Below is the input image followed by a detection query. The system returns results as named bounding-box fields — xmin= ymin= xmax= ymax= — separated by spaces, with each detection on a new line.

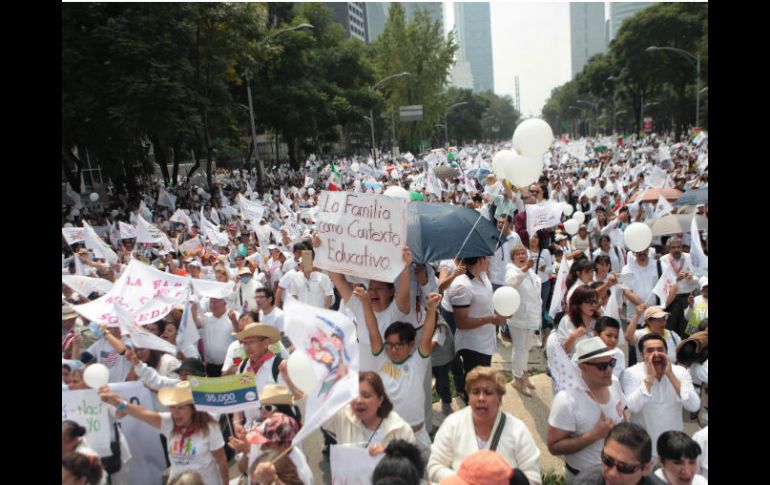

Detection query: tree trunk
xmin=62 ymin=147 xmax=82 ymax=192
xmin=171 ymin=142 xmax=181 ymax=187
xmin=288 ymin=138 xmax=298 ymax=170
xmin=151 ymin=134 xmax=171 ymax=187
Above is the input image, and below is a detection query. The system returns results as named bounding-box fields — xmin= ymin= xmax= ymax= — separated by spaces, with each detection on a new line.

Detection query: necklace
xmin=365 ymin=418 xmax=383 ymax=447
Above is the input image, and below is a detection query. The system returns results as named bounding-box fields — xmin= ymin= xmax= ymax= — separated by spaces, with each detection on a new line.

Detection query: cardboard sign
xmin=314 ymin=191 xmax=407 ymax=283
xmin=525 ymin=201 xmax=563 ymax=235
xmin=62 ymin=227 xmax=85 ymax=245
xmin=62 ymin=389 xmax=111 ymax=456
xmin=330 ymin=444 xmax=384 ymax=485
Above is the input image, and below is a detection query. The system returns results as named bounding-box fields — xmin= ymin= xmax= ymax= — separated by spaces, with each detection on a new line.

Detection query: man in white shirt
xmin=659 ymin=237 xmax=696 ymax=337
xmin=548 ymin=337 xmax=627 ymax=482
xmin=235 ymin=266 xmax=264 ymax=312
xmin=192 ymin=296 xmax=238 ymax=377
xmin=621 ymin=334 xmax=700 ymax=457
xmin=281 ymin=250 xmax=334 ymax=309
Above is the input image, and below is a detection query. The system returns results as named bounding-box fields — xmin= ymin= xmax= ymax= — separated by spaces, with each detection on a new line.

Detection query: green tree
xmin=444 ymin=87 xmax=485 ymax=145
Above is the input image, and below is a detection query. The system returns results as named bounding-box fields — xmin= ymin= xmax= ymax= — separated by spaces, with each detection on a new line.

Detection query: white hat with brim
xmin=259 ymin=384 xmax=294 ymax=406
xmin=575 ymin=337 xmax=616 ymax=364
xmin=62 ymin=306 xmax=78 ymax=321
xmin=232 ymin=323 xmax=280 ymax=344
xmin=158 ymin=381 xmax=194 ymax=407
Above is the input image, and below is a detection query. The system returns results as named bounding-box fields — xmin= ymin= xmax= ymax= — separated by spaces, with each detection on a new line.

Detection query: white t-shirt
xmin=221 ymin=340 xmax=246 ymax=374
xmin=447 ymin=273 xmax=496 ymax=356
xmin=621 ymin=260 xmax=660 ymax=320
xmin=200 ymin=312 xmax=235 ymax=365
xmin=548 ymin=378 xmax=627 ymax=473
xmin=438 ymin=259 xmax=456 ymax=313
xmin=692 ymin=426 xmax=708 ymax=480
xmin=159 ymin=414 xmax=225 ymax=485
xmin=530 ymin=248 xmax=553 ymax=283
xmin=556 ymin=314 xmax=596 ymax=358
xmin=374 ymin=349 xmax=430 ymax=426
xmin=655 ymin=468 xmax=708 ymax=484
xmin=259 ymin=307 xmax=285 ymax=333
xmin=346 ymin=297 xmax=409 ymax=373
xmin=87 ymin=339 xmax=133 ymax=383
xmin=283 ymin=271 xmax=334 ymax=308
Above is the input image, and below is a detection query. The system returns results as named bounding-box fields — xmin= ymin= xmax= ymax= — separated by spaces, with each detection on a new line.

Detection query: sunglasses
xmin=583 ymin=358 xmax=617 ymax=371
xmin=601 ymin=450 xmax=642 ymax=474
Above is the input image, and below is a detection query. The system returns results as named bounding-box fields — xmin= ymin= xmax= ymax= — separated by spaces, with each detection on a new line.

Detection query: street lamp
xmin=246 ymin=23 xmax=314 ymax=187
xmin=646 ymin=45 xmax=701 ymax=128
xmin=444 ymin=101 xmax=468 ymax=147
xmin=368 ymin=72 xmax=411 ymax=163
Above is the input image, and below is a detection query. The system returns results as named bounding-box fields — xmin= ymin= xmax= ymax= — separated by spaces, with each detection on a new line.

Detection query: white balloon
xmin=562 ymin=203 xmax=574 ymax=217
xmin=624 ymin=222 xmax=653 ymax=252
xmin=83 ymin=363 xmax=110 ymax=389
xmin=390 ymin=170 xmax=401 ymax=180
xmin=572 ymin=211 xmax=585 ymax=224
xmin=585 ymin=187 xmax=597 ymax=199
xmin=307 ymin=188 xmax=316 ymax=196
xmin=383 ymin=185 xmax=410 ymax=201
xmin=492 ymin=286 xmax=521 ymax=317
xmin=512 ymin=118 xmax=554 ymax=157
xmin=491 ymin=149 xmax=517 ymax=180
xmin=90 ymin=193 xmax=99 ymax=202
xmin=351 ymin=162 xmax=360 ymax=173
xmin=504 ymin=154 xmax=544 ymax=188
xmin=564 ymin=219 xmax=579 ymax=235
xmin=286 ymin=351 xmax=319 ymax=395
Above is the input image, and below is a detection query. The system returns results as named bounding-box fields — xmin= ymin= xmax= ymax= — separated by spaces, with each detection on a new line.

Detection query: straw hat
xmin=158 ymin=381 xmax=194 ymax=407
xmin=259 ymin=384 xmax=294 ymax=406
xmin=232 ymin=323 xmax=280 ymax=344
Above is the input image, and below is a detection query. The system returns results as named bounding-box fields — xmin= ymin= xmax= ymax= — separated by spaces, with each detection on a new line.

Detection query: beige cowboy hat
xmin=158 ymin=381 xmax=194 ymax=407
xmin=232 ymin=323 xmax=280 ymax=344
xmin=259 ymin=384 xmax=294 ymax=406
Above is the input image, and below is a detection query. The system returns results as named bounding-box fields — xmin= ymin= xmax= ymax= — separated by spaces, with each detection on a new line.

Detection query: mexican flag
xmin=327 ymin=163 xmax=342 ymax=191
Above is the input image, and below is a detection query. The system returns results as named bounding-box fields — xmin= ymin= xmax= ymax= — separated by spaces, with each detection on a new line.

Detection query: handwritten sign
xmin=330 ymin=444 xmax=384 ymax=485
xmin=189 ymin=373 xmax=259 ymax=414
xmin=525 ymin=201 xmax=564 ymax=236
xmin=62 ymin=227 xmax=85 ymax=245
xmin=62 ymin=389 xmax=111 ymax=456
xmin=315 ymin=191 xmax=407 ymax=282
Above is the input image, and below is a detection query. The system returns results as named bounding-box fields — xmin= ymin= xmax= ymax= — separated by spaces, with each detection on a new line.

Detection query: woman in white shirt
xmin=505 ymin=244 xmax=542 ymax=397
xmin=556 ymin=285 xmax=601 ymax=357
xmin=529 ymin=233 xmax=553 ymax=321
xmin=592 ymin=234 xmax=624 ymax=274
xmin=447 ymin=256 xmax=507 ymax=385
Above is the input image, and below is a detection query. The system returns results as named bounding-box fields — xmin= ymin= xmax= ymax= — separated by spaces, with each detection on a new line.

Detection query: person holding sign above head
xmin=355 ymin=286 xmax=440 ymax=453
xmin=99 ymin=380 xmax=230 ymax=485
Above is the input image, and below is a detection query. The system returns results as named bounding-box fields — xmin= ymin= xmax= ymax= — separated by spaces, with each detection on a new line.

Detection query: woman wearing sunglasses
xmin=558 ymin=286 xmax=603 ymax=357
xmin=548 ymin=337 xmax=627 ymax=484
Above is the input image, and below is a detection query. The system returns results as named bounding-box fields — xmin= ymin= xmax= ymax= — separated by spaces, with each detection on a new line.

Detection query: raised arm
xmin=395 ymin=246 xmax=413 ymax=315
xmin=418 ymin=293 xmax=441 ymax=357
xmin=99 ymin=385 xmax=161 ymax=430
xmin=354 ymin=286 xmax=383 ymax=354
xmin=625 ymin=304 xmax=646 ymax=345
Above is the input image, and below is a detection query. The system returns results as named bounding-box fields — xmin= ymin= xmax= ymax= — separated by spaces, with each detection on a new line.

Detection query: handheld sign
xmin=314 ymin=191 xmax=407 ymax=283
xmin=189 ymin=373 xmax=259 ymax=414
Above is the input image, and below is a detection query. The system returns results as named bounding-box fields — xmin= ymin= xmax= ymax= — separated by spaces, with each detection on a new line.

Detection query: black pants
xmin=665 ymin=293 xmax=690 ymax=337
xmin=457 ymin=349 xmax=492 ymax=376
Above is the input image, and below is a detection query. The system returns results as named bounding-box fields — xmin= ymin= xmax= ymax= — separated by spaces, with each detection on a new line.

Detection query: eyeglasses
xmin=583 ymin=358 xmax=617 ymax=371
xmin=384 ymin=342 xmax=406 ymax=351
xmin=601 ymin=450 xmax=642 ymax=474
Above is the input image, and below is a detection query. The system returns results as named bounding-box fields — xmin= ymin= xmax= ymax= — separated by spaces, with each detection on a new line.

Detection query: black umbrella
xmin=673 ymin=187 xmax=708 ymax=206
xmin=407 ymin=202 xmax=503 ymax=264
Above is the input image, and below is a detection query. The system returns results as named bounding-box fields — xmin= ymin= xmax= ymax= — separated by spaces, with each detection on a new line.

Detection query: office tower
xmin=324 ymin=2 xmax=368 ymax=42
xmin=454 ymin=2 xmax=494 ymax=93
xmin=366 ymin=2 xmax=444 ymax=43
xmin=403 ymin=2 xmax=444 ymax=35
xmin=609 ymin=2 xmax=657 ymax=41
xmin=570 ymin=2 xmax=608 ymax=78
xmin=449 ymin=61 xmax=474 ymax=90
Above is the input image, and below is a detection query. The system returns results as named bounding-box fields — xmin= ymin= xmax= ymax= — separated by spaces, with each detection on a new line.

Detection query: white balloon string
xmin=454 ymin=211 xmax=485 ymax=261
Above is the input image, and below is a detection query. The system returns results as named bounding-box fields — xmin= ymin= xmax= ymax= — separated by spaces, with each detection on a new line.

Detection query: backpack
xmin=238 ymin=353 xmax=283 ymax=382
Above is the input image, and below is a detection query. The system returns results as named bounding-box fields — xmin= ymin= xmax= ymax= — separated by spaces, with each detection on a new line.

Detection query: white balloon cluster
xmin=623 ymin=223 xmax=653 ymax=252
xmin=490 ymin=119 xmax=554 ymax=188
xmin=383 ymin=185 xmax=410 ymax=201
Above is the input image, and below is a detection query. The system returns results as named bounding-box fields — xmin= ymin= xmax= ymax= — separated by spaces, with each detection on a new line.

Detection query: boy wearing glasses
xmin=547 ymin=337 xmax=627 ymax=484
xmin=574 ymin=422 xmax=665 ymax=485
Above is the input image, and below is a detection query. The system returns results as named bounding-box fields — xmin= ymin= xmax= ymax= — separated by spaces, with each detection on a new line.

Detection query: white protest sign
xmin=62 ymin=275 xmax=114 ymax=296
xmin=330 ymin=444 xmax=384 ymax=485
xmin=61 ymin=389 xmax=111 ymax=456
xmin=192 ymin=278 xmax=235 ymax=300
xmin=238 ymin=194 xmax=266 ymax=224
xmin=200 ymin=208 xmax=229 ymax=247
xmin=315 ymin=191 xmax=407 ymax=283
xmin=62 ymin=227 xmax=85 ymax=245
xmin=157 ymin=187 xmax=177 ymax=211
xmin=653 ymin=195 xmax=673 ymax=219
xmin=71 ymin=259 xmax=189 ymax=326
xmin=135 ymin=214 xmax=174 ymax=252
xmin=526 ymin=201 xmax=564 ymax=236
xmin=647 ymin=166 xmax=667 ymax=188
xmin=83 ymin=220 xmax=119 ymax=264
xmin=689 ymin=216 xmax=708 ymax=277
xmin=170 ymin=209 xmax=194 ymax=230
xmin=116 ymin=304 xmax=178 ymax=354
xmin=549 ymin=258 xmax=571 ymax=318
xmin=109 ymin=381 xmax=166 ymax=485
xmin=284 ymin=299 xmax=359 ymax=446
xmin=652 ymin=263 xmax=678 ymax=305
xmin=119 ymin=221 xmax=137 ymax=240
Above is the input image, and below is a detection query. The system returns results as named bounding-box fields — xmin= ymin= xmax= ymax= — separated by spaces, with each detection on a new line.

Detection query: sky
xmin=444 ymin=1 xmax=574 ymax=117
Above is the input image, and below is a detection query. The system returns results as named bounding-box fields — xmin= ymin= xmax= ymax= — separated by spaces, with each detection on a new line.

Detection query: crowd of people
xmin=62 ymin=131 xmax=708 ymax=485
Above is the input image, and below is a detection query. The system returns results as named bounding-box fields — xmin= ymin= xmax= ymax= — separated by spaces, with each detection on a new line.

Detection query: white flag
xmin=62 ymin=227 xmax=85 ymax=246
xmin=170 ymin=209 xmax=193 ymax=230
xmin=139 ymin=200 xmax=153 ymax=220
xmin=549 ymin=258 xmax=571 ymax=318
xmin=115 ymin=304 xmax=178 ymax=355
xmin=176 ymin=290 xmax=201 ymax=359
xmin=689 ymin=216 xmax=708 ymax=277
xmin=238 ymin=194 xmax=265 ymax=224
xmin=157 ymin=187 xmax=177 ymax=211
xmin=199 ymin=208 xmax=229 ymax=247
xmin=118 ymin=221 xmax=137 ymax=240
xmin=210 ymin=207 xmax=220 ymax=225
xmin=82 ymin=220 xmax=118 ymax=264
xmin=653 ymin=195 xmax=673 ymax=219
xmin=652 ymin=264 xmax=678 ymax=306
xmin=62 ymin=275 xmax=114 ymax=296
xmin=135 ymin=215 xmax=174 ymax=252
xmin=191 ymin=278 xmax=235 ymax=300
